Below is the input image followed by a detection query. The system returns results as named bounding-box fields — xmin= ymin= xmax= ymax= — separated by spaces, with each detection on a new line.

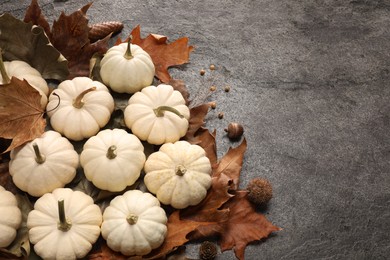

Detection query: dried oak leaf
xmin=0 ymin=158 xmax=19 ymax=194
xmin=214 ymin=138 xmax=247 ymax=191
xmin=0 ymin=13 xmax=68 ymax=81
xmin=181 ymin=139 xmax=247 ymax=239
xmin=24 ymin=1 xmax=110 ymax=79
xmin=88 ymin=241 xmax=127 ymax=260
xmin=219 ymin=191 xmax=281 ymax=260
xmin=185 ymin=127 xmax=217 ymax=167
xmin=0 ymin=77 xmax=46 ymax=153
xmin=123 ymin=25 xmax=194 ymax=83
xmin=140 ymin=211 xmax=214 ymax=259
xmin=184 ymin=104 xmax=210 ymax=142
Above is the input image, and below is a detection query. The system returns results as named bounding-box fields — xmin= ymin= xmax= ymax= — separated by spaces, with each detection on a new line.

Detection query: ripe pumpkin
xmin=101 ymin=190 xmax=167 ymax=256
xmin=144 ymin=141 xmax=212 ymax=209
xmin=100 ymin=40 xmax=155 ymax=94
xmin=0 ymin=186 xmax=22 ymax=248
xmin=124 ymin=84 xmax=190 ymax=145
xmin=46 ymin=77 xmax=115 ymax=141
xmin=27 ymin=188 xmax=102 ymax=260
xmin=80 ymin=128 xmax=146 ymax=192
xmin=0 ymin=58 xmax=49 ymax=108
xmin=9 ymin=131 xmax=79 ymax=197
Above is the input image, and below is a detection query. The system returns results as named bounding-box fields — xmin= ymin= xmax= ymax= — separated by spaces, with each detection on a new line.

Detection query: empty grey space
xmin=1 ymin=0 xmax=389 ymax=259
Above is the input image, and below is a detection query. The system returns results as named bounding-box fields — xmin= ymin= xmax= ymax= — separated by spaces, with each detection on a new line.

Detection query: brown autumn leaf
xmin=141 ymin=211 xmax=214 ymax=259
xmin=23 ymin=0 xmax=51 ymax=38
xmin=219 ymin=191 xmax=281 ymax=260
xmin=214 ymin=138 xmax=247 ymax=191
xmin=185 ymin=127 xmax=217 ymax=167
xmin=184 ymin=104 xmax=210 ymax=142
xmin=0 ymin=13 xmax=69 ymax=81
xmin=0 ymin=77 xmax=46 ymax=153
xmin=88 ymin=241 xmax=128 ymax=260
xmin=24 ymin=1 xmax=110 ymax=79
xmin=129 ymin=25 xmax=194 ymax=83
xmin=0 ymin=158 xmax=19 ymax=194
xmin=181 ymin=138 xmax=247 ymax=239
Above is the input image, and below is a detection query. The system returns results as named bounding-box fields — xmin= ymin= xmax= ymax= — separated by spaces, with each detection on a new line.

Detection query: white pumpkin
xmin=144 ymin=141 xmax=212 ymax=209
xmin=0 ymin=59 xmax=49 ymax=108
xmin=27 ymin=188 xmax=102 ymax=260
xmin=9 ymin=130 xmax=79 ymax=197
xmin=124 ymin=84 xmax=190 ymax=145
xmin=101 ymin=190 xmax=167 ymax=256
xmin=80 ymin=128 xmax=146 ymax=192
xmin=100 ymin=40 xmax=155 ymax=94
xmin=0 ymin=186 xmax=22 ymax=248
xmin=46 ymin=77 xmax=115 ymax=141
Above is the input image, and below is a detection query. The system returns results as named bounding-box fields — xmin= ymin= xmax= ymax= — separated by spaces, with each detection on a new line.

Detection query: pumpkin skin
xmin=80 ymin=129 xmax=146 ymax=192
xmin=27 ymin=188 xmax=102 ymax=260
xmin=0 ymin=186 xmax=22 ymax=248
xmin=9 ymin=131 xmax=79 ymax=197
xmin=101 ymin=190 xmax=167 ymax=256
xmin=46 ymin=77 xmax=115 ymax=141
xmin=100 ymin=42 xmax=155 ymax=94
xmin=124 ymin=84 xmax=190 ymax=145
xmin=0 ymin=60 xmax=49 ymax=108
xmin=144 ymin=141 xmax=212 ymax=209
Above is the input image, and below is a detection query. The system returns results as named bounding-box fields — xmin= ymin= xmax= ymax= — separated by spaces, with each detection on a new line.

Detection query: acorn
xmin=218 ymin=112 xmax=224 ymax=119
xmin=246 ymin=178 xmax=273 ymax=206
xmin=224 ymin=122 xmax=244 ymax=140
xmin=199 ymin=241 xmax=217 ymax=260
xmin=200 ymin=69 xmax=206 ymax=76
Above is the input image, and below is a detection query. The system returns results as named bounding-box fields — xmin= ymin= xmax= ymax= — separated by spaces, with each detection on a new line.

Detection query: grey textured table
xmin=1 ymin=0 xmax=389 ymax=259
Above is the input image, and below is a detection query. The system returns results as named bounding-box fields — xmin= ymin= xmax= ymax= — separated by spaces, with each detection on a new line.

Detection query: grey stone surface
xmin=1 ymin=0 xmax=390 ymax=259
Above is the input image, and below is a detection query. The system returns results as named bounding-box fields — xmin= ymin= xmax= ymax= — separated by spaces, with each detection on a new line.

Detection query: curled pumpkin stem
xmin=124 ymin=36 xmax=133 ymax=60
xmin=73 ymin=87 xmax=97 ymax=109
xmin=106 ymin=145 xmax=117 ymax=159
xmin=33 ymin=143 xmax=45 ymax=164
xmin=57 ymin=199 xmax=72 ymax=232
xmin=46 ymin=93 xmax=61 ymax=113
xmin=0 ymin=48 xmax=11 ymax=84
xmin=154 ymin=106 xmax=184 ymax=118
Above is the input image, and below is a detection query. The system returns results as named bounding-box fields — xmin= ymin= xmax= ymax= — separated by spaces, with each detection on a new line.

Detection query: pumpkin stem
xmin=175 ymin=165 xmax=187 ymax=176
xmin=0 ymin=48 xmax=11 ymax=84
xmin=57 ymin=199 xmax=72 ymax=232
xmin=73 ymin=87 xmax=97 ymax=109
xmin=154 ymin=106 xmax=184 ymax=118
xmin=124 ymin=37 xmax=133 ymax=60
xmin=106 ymin=145 xmax=117 ymax=159
xmin=126 ymin=214 xmax=138 ymax=225
xmin=33 ymin=143 xmax=46 ymax=164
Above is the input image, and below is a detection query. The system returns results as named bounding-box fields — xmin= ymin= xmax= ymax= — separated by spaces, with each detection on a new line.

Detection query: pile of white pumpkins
xmin=0 ymin=41 xmax=213 ymax=259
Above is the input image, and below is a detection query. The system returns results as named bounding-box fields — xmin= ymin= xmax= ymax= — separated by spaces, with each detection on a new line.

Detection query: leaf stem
xmin=73 ymin=87 xmax=97 ymax=109
xmin=57 ymin=199 xmax=72 ymax=232
xmin=0 ymin=48 xmax=11 ymax=84
xmin=154 ymin=106 xmax=184 ymax=118
xmin=124 ymin=37 xmax=133 ymax=60
xmin=33 ymin=143 xmax=46 ymax=164
xmin=106 ymin=145 xmax=117 ymax=159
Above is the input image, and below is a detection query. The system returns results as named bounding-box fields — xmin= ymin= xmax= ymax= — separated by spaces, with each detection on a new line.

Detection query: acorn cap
xmin=246 ymin=178 xmax=273 ymax=205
